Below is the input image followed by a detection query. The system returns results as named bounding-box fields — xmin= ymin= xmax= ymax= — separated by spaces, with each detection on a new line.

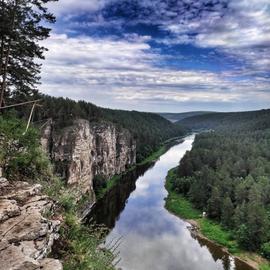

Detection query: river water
xmin=89 ymin=135 xmax=255 ymax=270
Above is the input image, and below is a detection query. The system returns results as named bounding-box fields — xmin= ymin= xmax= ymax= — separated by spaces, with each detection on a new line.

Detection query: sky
xmin=40 ymin=0 xmax=270 ymax=112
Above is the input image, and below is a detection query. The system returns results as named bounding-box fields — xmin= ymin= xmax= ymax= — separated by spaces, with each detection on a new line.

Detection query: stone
xmin=0 ymin=199 xmax=20 ymax=222
xmin=39 ymin=258 xmax=63 ymax=270
xmin=0 ymin=180 xmax=62 ymax=270
xmin=0 ymin=244 xmax=40 ymax=270
xmin=0 ymin=177 xmax=9 ymax=188
xmin=41 ymin=119 xmax=136 ymax=203
xmin=1 ymin=210 xmax=49 ymax=243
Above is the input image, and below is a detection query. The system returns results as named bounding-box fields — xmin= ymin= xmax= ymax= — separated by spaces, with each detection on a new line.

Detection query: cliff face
xmin=0 ymin=177 xmax=62 ymax=270
xmin=41 ymin=119 xmax=136 ymax=202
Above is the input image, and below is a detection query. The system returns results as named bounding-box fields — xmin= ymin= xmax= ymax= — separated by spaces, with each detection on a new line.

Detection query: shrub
xmin=93 ymin=174 xmax=107 ymax=193
xmin=0 ymin=114 xmax=51 ymax=182
xmin=261 ymin=242 xmax=270 ymax=260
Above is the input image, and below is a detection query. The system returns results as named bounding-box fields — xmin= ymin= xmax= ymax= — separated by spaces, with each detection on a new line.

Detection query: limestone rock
xmin=40 ymin=258 xmax=63 ymax=270
xmin=0 ymin=199 xmax=20 ymax=222
xmin=0 ymin=244 xmax=40 ymax=270
xmin=0 ymin=180 xmax=62 ymax=270
xmin=41 ymin=119 xmax=136 ymax=203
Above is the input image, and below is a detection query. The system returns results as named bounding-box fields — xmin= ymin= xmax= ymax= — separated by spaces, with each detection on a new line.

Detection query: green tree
xmin=207 ymin=186 xmax=221 ymax=219
xmin=221 ymin=196 xmax=234 ymax=228
xmin=245 ymin=201 xmax=269 ymax=250
xmin=0 ymin=0 xmax=57 ymax=107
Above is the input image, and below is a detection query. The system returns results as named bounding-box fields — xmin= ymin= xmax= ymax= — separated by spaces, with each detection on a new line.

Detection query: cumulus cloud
xmin=47 ymin=0 xmax=110 ymax=15
xmin=159 ymin=0 xmax=270 ymax=78
xmin=40 ymin=33 xmax=270 ymax=111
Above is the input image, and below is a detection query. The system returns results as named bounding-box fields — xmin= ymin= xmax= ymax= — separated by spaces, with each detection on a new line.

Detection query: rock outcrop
xmin=41 ymin=119 xmax=136 ymax=202
xmin=0 ymin=177 xmax=62 ymax=270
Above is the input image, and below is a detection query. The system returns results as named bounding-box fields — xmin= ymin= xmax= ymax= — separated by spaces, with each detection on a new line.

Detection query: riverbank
xmin=165 ymin=168 xmax=270 ymax=270
xmin=59 ymin=136 xmax=187 ymax=268
xmin=96 ymin=137 xmax=184 ymax=200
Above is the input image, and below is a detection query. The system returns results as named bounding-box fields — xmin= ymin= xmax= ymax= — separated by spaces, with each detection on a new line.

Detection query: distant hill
xmin=177 ymin=109 xmax=270 ymax=131
xmin=159 ymin=111 xmax=215 ymax=122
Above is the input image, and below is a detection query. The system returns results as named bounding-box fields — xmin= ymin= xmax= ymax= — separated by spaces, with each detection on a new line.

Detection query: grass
xmin=165 ymin=167 xmax=270 ymax=269
xmin=260 ymin=264 xmax=270 ymax=270
xmin=198 ymin=218 xmax=239 ymax=254
xmin=165 ymin=169 xmax=200 ymax=220
xmin=165 ymin=168 xmax=238 ymax=253
xmin=43 ymin=178 xmax=116 ymax=270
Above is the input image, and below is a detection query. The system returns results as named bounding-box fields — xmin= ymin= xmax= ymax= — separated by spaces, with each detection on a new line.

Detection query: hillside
xmin=159 ymin=111 xmax=214 ymax=122
xmin=177 ymin=109 xmax=270 ymax=131
xmin=169 ymin=107 xmax=270 ymax=258
xmin=12 ymin=95 xmax=187 ymax=162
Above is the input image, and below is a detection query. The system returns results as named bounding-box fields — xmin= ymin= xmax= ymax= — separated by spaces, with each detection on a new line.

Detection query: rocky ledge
xmin=0 ymin=177 xmax=62 ymax=270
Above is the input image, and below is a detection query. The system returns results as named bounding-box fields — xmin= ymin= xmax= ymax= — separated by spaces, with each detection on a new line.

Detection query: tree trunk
xmin=0 ymin=0 xmax=18 ymax=108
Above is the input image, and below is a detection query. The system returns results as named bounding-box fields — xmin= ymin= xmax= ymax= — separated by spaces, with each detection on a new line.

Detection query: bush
xmin=0 ymin=114 xmax=51 ymax=182
xmin=93 ymin=174 xmax=107 ymax=193
xmin=261 ymin=242 xmax=270 ymax=260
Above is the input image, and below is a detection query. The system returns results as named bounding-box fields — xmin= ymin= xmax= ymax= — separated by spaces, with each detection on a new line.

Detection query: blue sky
xmin=41 ymin=0 xmax=270 ymax=112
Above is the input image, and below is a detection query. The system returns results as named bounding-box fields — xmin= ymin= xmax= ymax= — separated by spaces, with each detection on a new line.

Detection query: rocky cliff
xmin=0 ymin=177 xmax=62 ymax=270
xmin=41 ymin=119 xmax=136 ymax=202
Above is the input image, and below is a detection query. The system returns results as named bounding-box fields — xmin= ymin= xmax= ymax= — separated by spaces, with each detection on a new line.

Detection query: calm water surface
xmin=89 ymin=135 xmax=255 ymax=270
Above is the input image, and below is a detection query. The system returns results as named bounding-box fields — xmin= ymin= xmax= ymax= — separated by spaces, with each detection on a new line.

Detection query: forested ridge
xmin=11 ymin=94 xmax=187 ymax=162
xmin=171 ymin=109 xmax=270 ymax=257
xmin=177 ymin=109 xmax=270 ymax=131
xmin=159 ymin=111 xmax=214 ymax=122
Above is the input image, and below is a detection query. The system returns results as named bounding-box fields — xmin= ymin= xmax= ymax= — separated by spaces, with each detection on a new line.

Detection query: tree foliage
xmin=0 ymin=0 xmax=56 ymax=107
xmin=13 ymin=94 xmax=187 ymax=162
xmin=171 ymin=109 xmax=270 ymax=253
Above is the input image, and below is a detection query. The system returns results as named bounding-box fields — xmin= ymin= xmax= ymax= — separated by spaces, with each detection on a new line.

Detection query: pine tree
xmin=207 ymin=186 xmax=221 ymax=219
xmin=221 ymin=195 xmax=234 ymax=228
xmin=0 ymin=0 xmax=57 ymax=107
xmin=245 ymin=201 xmax=269 ymax=250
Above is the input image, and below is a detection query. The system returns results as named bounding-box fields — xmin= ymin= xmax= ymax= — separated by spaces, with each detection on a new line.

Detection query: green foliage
xmin=58 ymin=192 xmax=115 ymax=270
xmin=260 ymin=264 xmax=270 ymax=270
xmin=0 ymin=114 xmax=51 ymax=182
xmin=102 ymin=108 xmax=187 ymax=161
xmin=0 ymin=0 xmax=56 ymax=104
xmin=178 ymin=109 xmax=270 ymax=132
xmin=199 ymin=219 xmax=239 ymax=254
xmin=171 ymin=109 xmax=270 ymax=255
xmin=221 ymin=196 xmax=234 ymax=228
xmin=207 ymin=186 xmax=221 ymax=219
xmin=0 ymin=115 xmax=115 ymax=269
xmin=93 ymin=175 xmax=107 ymax=195
xmin=13 ymin=94 xmax=187 ymax=162
xmin=165 ymin=168 xmax=239 ymax=254
xmin=165 ymin=168 xmax=201 ymax=220
xmin=262 ymin=242 xmax=270 ymax=260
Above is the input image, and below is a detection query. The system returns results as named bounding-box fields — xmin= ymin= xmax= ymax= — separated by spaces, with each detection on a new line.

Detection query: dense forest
xmin=178 ymin=109 xmax=270 ymax=131
xmin=171 ymin=109 xmax=270 ymax=257
xmin=10 ymin=94 xmax=187 ymax=162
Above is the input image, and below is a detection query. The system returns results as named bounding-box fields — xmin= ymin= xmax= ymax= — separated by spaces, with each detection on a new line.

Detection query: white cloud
xmin=40 ymin=33 xmax=270 ymax=111
xmin=161 ymin=0 xmax=270 ymax=78
xmin=47 ymin=0 xmax=115 ymax=15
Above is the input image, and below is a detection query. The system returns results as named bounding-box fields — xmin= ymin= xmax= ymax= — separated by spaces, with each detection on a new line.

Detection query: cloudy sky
xmin=41 ymin=0 xmax=270 ymax=112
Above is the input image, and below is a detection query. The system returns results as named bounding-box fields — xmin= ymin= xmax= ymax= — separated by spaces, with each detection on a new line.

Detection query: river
xmin=88 ymin=134 xmax=255 ymax=270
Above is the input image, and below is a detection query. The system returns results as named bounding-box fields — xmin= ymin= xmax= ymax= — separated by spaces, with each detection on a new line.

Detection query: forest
xmin=10 ymin=94 xmax=187 ymax=162
xmin=171 ymin=109 xmax=270 ymax=257
xmin=178 ymin=109 xmax=270 ymax=131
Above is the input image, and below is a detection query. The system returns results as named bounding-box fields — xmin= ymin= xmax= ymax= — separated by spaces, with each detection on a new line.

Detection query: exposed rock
xmin=40 ymin=258 xmax=63 ymax=270
xmin=0 ymin=178 xmax=62 ymax=270
xmin=0 ymin=199 xmax=20 ymax=222
xmin=41 ymin=119 xmax=136 ymax=202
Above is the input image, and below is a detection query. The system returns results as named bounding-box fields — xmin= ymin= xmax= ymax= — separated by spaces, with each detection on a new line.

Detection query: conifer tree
xmin=0 ymin=0 xmax=57 ymax=107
